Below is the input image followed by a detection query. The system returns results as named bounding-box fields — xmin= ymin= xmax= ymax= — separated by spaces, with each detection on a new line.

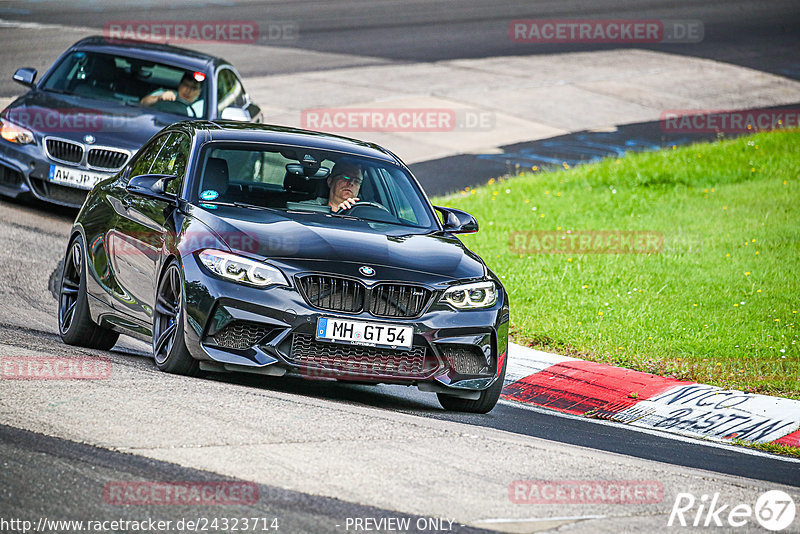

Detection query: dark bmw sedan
xmin=0 ymin=36 xmax=260 ymax=208
xmin=58 ymin=121 xmax=509 ymax=412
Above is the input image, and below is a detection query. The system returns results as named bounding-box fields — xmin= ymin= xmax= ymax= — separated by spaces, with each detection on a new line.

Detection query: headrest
xmin=202 ymin=157 xmax=229 ymax=197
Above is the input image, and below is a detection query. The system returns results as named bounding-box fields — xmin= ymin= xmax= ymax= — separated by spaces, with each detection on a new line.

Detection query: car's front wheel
xmin=152 ymin=260 xmax=199 ymax=376
xmin=437 ymin=355 xmax=506 ymax=413
xmin=58 ymin=236 xmax=120 ymax=350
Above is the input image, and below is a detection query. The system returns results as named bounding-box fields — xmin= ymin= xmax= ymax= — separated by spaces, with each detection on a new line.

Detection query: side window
xmin=150 ymin=132 xmax=191 ymax=195
xmin=216 ymin=68 xmax=247 ymax=115
xmin=380 ymin=169 xmax=418 ymax=224
xmin=127 ymin=134 xmax=169 ymax=181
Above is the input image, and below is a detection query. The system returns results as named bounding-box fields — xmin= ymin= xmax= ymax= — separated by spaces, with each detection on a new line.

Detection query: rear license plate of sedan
xmin=48 ymin=165 xmax=109 ymax=190
xmin=316 ymin=318 xmax=413 ymax=349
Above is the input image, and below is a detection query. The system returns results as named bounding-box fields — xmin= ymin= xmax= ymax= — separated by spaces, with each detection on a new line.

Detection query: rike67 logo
xmin=668 ymin=490 xmax=796 ymax=531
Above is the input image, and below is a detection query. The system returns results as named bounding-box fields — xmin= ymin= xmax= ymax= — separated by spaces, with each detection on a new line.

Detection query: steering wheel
xmin=340 ymin=201 xmax=391 ymax=214
xmin=152 ymin=98 xmax=198 ymax=118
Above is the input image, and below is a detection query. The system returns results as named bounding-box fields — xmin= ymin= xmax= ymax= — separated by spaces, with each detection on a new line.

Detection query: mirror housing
xmin=434 ymin=206 xmax=479 ymax=234
xmin=285 ymin=163 xmax=330 ymax=178
xmin=126 ymin=174 xmax=178 ymax=204
xmin=13 ymin=68 xmax=37 ymax=88
xmin=219 ymin=107 xmax=250 ymax=122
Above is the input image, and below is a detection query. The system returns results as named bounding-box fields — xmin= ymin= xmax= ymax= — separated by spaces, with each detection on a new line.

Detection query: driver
xmin=302 ymin=159 xmax=364 ymax=212
xmin=327 ymin=160 xmax=364 ymax=212
xmin=140 ymin=72 xmax=203 ymax=117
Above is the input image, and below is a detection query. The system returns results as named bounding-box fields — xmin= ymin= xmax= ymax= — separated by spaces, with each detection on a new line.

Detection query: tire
xmin=437 ymin=354 xmax=507 ymax=414
xmin=152 ymin=260 xmax=199 ymax=376
xmin=58 ymin=236 xmax=120 ymax=350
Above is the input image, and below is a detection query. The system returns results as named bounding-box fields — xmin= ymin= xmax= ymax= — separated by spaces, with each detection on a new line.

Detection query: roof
xmin=172 ymin=121 xmax=401 ymax=164
xmin=69 ymin=36 xmax=223 ymax=71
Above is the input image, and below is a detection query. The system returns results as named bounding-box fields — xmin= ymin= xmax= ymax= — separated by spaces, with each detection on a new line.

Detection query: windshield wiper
xmin=330 ymin=212 xmax=417 ymax=228
xmin=197 ymin=200 xmax=275 ymax=212
xmin=41 ymin=87 xmax=73 ymax=96
xmin=234 ymin=201 xmax=275 ymax=211
xmin=330 ymin=212 xmax=360 ymax=220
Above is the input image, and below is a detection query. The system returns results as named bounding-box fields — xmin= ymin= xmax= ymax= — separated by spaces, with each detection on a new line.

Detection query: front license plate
xmin=48 ymin=165 xmax=109 ymax=190
xmin=316 ymin=318 xmax=413 ymax=349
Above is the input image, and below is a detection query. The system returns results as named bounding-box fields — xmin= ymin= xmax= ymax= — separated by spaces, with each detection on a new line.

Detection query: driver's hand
xmin=335 ymin=197 xmax=359 ymax=212
xmin=159 ymin=91 xmax=177 ymax=102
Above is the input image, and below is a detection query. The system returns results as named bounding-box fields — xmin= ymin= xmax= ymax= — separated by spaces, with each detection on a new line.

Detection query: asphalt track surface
xmin=1 ymin=0 xmax=798 ymax=81
xmin=1 ymin=1 xmax=799 ymax=530
xmin=1 ymin=1 xmax=798 ymax=194
xmin=1 ymin=0 xmax=798 ymax=99
xmin=0 ymin=424 xmax=493 ymax=534
xmin=1 ymin=190 xmax=798 ymax=529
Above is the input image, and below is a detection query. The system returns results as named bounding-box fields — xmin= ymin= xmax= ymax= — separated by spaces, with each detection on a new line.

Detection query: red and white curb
xmin=503 ymin=343 xmax=800 ymax=450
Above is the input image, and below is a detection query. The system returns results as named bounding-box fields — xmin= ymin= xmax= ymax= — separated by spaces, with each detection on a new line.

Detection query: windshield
xmin=40 ymin=51 xmax=208 ymax=118
xmin=192 ymin=144 xmax=437 ymax=230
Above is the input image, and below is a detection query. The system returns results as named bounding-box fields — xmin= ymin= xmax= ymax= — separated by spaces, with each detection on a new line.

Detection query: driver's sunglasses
xmin=333 ymin=174 xmax=362 ymax=185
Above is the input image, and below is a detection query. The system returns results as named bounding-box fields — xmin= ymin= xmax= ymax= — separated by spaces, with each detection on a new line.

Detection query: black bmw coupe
xmin=58 ymin=121 xmax=509 ymax=413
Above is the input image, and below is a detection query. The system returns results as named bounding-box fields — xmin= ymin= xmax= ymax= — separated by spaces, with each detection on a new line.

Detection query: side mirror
xmin=434 ymin=206 xmax=479 ymax=234
xmin=126 ymin=174 xmax=178 ymax=204
xmin=13 ymin=68 xmax=37 ymax=88
xmin=219 ymin=107 xmax=250 ymax=122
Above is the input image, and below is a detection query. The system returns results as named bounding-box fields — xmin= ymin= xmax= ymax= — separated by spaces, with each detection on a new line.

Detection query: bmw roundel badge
xmin=359 ymin=266 xmax=375 ymax=277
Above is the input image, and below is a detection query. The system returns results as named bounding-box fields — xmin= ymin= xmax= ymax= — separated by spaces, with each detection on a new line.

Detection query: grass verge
xmin=731 ymin=439 xmax=800 ymax=459
xmin=435 ymin=129 xmax=800 ymax=399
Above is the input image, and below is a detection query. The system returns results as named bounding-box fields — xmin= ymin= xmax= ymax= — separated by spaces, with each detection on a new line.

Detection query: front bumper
xmin=181 ymin=256 xmax=509 ymax=394
xmin=0 ymin=139 xmax=114 ymax=208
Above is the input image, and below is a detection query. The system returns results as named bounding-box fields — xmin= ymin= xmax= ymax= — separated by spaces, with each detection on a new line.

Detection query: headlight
xmin=198 ymin=249 xmax=288 ymax=288
xmin=441 ymin=281 xmax=497 ymax=309
xmin=0 ymin=118 xmax=34 ymax=144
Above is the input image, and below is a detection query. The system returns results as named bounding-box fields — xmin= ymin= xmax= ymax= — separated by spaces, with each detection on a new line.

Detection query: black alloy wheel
xmin=58 ymin=237 xmax=119 ymax=349
xmin=153 ymin=261 xmax=198 ymax=375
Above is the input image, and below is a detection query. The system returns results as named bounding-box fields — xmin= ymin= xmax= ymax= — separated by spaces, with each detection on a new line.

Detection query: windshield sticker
xmin=200 ymin=189 xmax=219 ymax=201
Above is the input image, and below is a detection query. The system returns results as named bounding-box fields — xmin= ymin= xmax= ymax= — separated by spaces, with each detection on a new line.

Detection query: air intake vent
xmin=45 ymin=138 xmax=84 ymax=165
xmin=87 ymin=148 xmax=128 ymax=170
xmin=289 ymin=333 xmax=432 ymax=378
xmin=298 ymin=275 xmax=364 ymax=313
xmin=369 ymin=284 xmax=431 ymax=318
xmin=208 ymin=320 xmax=272 ymax=350
xmin=439 ymin=344 xmax=490 ymax=375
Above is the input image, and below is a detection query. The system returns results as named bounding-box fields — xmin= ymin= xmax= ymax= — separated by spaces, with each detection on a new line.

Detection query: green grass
xmin=435 ymin=129 xmax=800 ymax=399
xmin=731 ymin=439 xmax=800 ymax=459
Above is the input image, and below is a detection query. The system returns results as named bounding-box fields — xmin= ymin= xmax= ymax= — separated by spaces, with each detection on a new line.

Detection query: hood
xmin=2 ymin=89 xmax=177 ymax=150
xmin=187 ymin=205 xmax=486 ymax=281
